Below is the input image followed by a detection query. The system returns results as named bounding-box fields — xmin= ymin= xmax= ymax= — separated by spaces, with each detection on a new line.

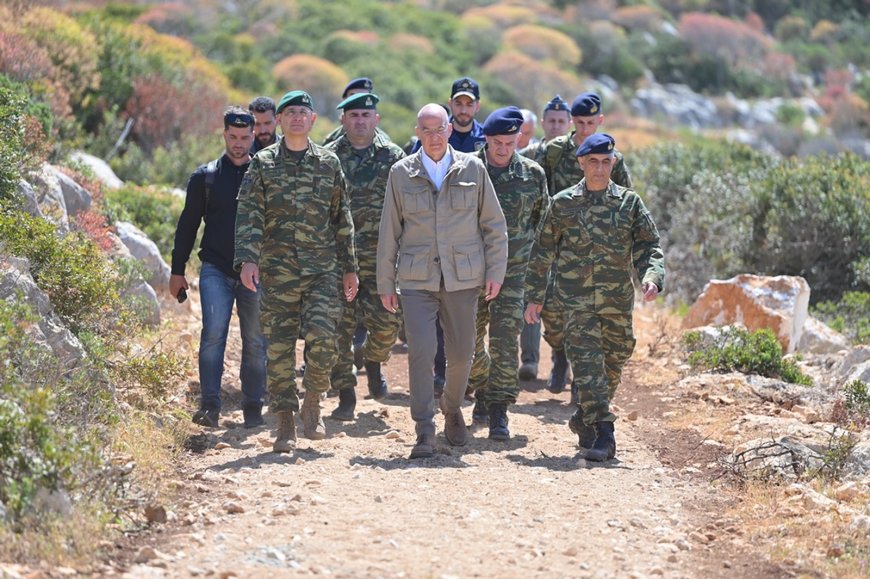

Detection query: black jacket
xmin=171 ymin=154 xmax=249 ymax=279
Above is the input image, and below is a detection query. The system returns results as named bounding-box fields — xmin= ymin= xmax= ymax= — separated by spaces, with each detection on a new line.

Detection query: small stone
xmin=626 ymin=410 xmax=639 ymax=421
xmin=223 ymin=502 xmax=244 ymax=514
xmin=295 ymin=458 xmax=305 ymax=465
xmin=563 ymin=546 xmax=578 ymax=557
xmin=689 ymin=531 xmax=709 ymax=545
xmin=826 ymin=545 xmax=845 ymax=558
xmin=834 ymin=482 xmax=859 ymax=502
xmin=374 ymin=496 xmax=383 ymax=503
xmin=214 ymin=442 xmax=231 ymax=450
xmin=667 ymin=554 xmax=678 ymax=563
xmin=723 ymin=561 xmax=732 ymax=569
xmin=385 ymin=431 xmax=401 ymax=439
xmin=334 ymin=431 xmax=348 ymax=438
xmin=145 ymin=505 xmax=167 ymax=524
xmin=134 ymin=546 xmax=157 ymax=563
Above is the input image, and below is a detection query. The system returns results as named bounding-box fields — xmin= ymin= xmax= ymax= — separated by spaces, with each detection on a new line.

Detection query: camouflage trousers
xmin=467 ymin=282 xmax=524 ymax=405
xmin=540 ymin=279 xmax=565 ymax=350
xmin=564 ymin=310 xmax=635 ymax=425
xmin=260 ymin=269 xmax=342 ymax=412
xmin=331 ymin=269 xmax=402 ymax=391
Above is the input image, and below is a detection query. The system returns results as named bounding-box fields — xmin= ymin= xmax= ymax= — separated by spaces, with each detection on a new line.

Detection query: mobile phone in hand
xmin=177 ymin=288 xmax=187 ymax=304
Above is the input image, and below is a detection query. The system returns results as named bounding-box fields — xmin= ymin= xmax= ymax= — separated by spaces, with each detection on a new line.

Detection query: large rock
xmin=50 ymin=165 xmax=92 ymax=217
xmin=29 ymin=164 xmax=70 ymax=233
xmin=0 ymin=254 xmax=87 ymax=370
xmin=17 ymin=180 xmax=43 ymax=219
xmin=834 ymin=346 xmax=870 ymax=386
xmin=115 ymin=221 xmax=171 ymax=294
xmin=69 ymin=151 xmax=124 ymax=190
xmin=683 ymin=274 xmax=810 ymax=354
xmin=797 ymin=316 xmax=850 ymax=355
xmin=631 ymin=82 xmax=720 ymax=130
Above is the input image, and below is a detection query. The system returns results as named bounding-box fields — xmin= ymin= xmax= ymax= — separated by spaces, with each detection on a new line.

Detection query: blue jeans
xmin=198 ymin=262 xmax=267 ymax=411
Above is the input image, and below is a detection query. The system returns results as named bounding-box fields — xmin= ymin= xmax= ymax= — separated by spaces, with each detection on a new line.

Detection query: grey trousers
xmin=401 ymin=286 xmax=479 ymax=436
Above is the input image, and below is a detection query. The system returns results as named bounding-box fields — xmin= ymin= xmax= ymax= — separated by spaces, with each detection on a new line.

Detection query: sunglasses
xmin=225 ymin=112 xmax=255 ymax=127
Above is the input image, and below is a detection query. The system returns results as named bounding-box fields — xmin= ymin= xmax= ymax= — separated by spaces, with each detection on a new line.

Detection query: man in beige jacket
xmin=377 ymin=103 xmax=508 ymax=459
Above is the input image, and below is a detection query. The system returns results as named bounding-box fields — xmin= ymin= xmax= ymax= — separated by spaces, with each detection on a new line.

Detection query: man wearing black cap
xmin=517 ymin=93 xmax=573 ymax=381
xmin=540 ymin=91 xmax=633 ymax=399
xmin=322 ymin=77 xmax=391 ymax=146
xmin=171 ymin=106 xmax=267 ymax=430
xmin=234 ymin=90 xmax=359 ymax=452
xmin=249 ymin=96 xmax=279 ymax=154
xmin=325 ymin=92 xmax=405 ymax=420
xmin=525 ymin=133 xmax=664 ymax=462
xmin=466 ymin=106 xmax=549 ymax=441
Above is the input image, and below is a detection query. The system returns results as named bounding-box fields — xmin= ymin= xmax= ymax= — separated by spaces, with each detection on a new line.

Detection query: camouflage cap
xmin=482 ymin=106 xmax=524 ymax=136
xmin=571 ymin=91 xmax=602 ymax=117
xmin=575 ymin=132 xmax=615 ymax=157
xmin=544 ymin=94 xmax=569 ymax=113
xmin=277 ymin=90 xmax=314 ymax=113
xmin=342 ymin=77 xmax=374 ymax=98
xmin=336 ymin=92 xmax=380 ymax=111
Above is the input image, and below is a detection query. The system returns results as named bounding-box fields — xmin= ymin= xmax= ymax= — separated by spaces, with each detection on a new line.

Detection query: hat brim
xmin=451 ymin=91 xmax=478 ymax=101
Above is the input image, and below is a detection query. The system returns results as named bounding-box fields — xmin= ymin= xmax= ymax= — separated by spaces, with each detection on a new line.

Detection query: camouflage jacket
xmin=542 ymin=131 xmax=632 ymax=196
xmin=476 ymin=148 xmax=549 ymax=284
xmin=233 ymin=139 xmax=357 ymax=277
xmin=525 ymin=179 xmax=664 ymax=315
xmin=324 ymin=135 xmax=405 ymax=271
xmin=519 ymin=139 xmax=549 ymax=166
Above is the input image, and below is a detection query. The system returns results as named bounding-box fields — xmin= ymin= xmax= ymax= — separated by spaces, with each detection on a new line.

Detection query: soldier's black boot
xmin=548 ymin=348 xmax=569 ymax=393
xmin=365 ymin=361 xmax=388 ymax=400
xmin=568 ymin=410 xmax=597 ymax=449
xmin=330 ymin=388 xmax=356 ymax=421
xmin=471 ymin=396 xmax=489 ymax=425
xmin=570 ymin=381 xmax=580 ymax=405
xmin=488 ymin=403 xmax=510 ymax=441
xmin=585 ymin=421 xmax=616 ymax=462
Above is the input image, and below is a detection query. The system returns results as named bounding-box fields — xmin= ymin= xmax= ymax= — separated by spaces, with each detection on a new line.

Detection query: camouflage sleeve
xmin=612 ymin=154 xmax=633 ymax=189
xmin=477 ymin=164 xmax=509 ymax=284
xmin=233 ymin=157 xmax=265 ymax=269
xmin=530 ymin=166 xmax=550 ymax=237
xmin=376 ymin=166 xmax=403 ymax=295
xmin=631 ymin=194 xmax=665 ymax=292
xmin=525 ymin=200 xmax=559 ymax=304
xmin=330 ymin=165 xmax=358 ymax=274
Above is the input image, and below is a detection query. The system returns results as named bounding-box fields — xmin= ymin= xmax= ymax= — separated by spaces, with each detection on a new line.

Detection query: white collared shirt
xmin=421 ymin=149 xmax=452 ymax=191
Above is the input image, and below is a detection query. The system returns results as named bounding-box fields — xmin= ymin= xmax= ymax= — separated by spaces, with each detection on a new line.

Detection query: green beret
xmin=277 ymin=90 xmax=314 ymax=113
xmin=336 ymin=92 xmax=380 ymax=111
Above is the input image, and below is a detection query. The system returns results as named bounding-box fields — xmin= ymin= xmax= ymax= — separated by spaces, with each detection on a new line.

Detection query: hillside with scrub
xmin=1 ymin=0 xmax=869 ymax=577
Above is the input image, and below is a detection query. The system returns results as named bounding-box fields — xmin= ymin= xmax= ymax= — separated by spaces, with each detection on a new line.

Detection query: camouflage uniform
xmin=467 ymin=150 xmax=549 ymax=405
xmin=324 ymin=134 xmax=405 ymax=391
xmin=525 ymin=179 xmax=664 ymax=425
xmin=540 ymin=132 xmax=632 ymax=352
xmin=518 ymin=139 xmax=547 ymax=166
xmin=234 ymin=140 xmax=357 ymax=412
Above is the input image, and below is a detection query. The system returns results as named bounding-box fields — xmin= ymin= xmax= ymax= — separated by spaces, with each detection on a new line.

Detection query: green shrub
xmin=0 ymin=207 xmax=121 ymax=337
xmin=0 ymin=79 xmax=28 ymax=202
xmin=109 ymin=134 xmax=222 ymax=189
xmin=813 ymin=291 xmax=870 ymax=344
xmin=682 ymin=327 xmax=813 ymax=385
xmin=104 ymin=184 xmax=186 ymax=261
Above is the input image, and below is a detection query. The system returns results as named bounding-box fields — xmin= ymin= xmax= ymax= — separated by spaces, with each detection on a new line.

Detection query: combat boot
xmin=300 ymin=389 xmax=326 ymax=440
xmin=329 ymin=388 xmax=356 ymax=421
xmin=272 ymin=411 xmax=297 ymax=453
xmin=365 ymin=361 xmax=388 ymax=400
xmin=471 ymin=397 xmax=489 ymax=424
xmin=548 ymin=349 xmax=569 ymax=393
xmin=568 ymin=410 xmax=597 ymax=449
xmin=488 ymin=403 xmax=510 ymax=441
xmin=570 ymin=382 xmax=580 ymax=405
xmin=585 ymin=421 xmax=616 ymax=462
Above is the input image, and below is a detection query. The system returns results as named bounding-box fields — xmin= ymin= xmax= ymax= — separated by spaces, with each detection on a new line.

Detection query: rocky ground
xmin=96 ymin=293 xmax=802 ymax=579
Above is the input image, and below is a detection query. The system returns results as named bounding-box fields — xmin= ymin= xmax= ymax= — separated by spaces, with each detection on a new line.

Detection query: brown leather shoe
xmin=300 ymin=390 xmax=326 ymax=440
xmin=443 ymin=409 xmax=468 ymax=446
xmin=272 ymin=411 xmax=297 ymax=453
xmin=409 ymin=433 xmax=436 ymax=459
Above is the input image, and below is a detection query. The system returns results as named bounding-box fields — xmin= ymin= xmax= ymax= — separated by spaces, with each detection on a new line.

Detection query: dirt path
xmin=119 ymin=298 xmax=785 ymax=578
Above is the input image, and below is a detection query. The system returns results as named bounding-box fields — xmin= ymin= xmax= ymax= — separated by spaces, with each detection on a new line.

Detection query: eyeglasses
xmin=224 ymin=112 xmax=254 ymax=127
xmin=420 ymin=125 xmax=448 ymax=137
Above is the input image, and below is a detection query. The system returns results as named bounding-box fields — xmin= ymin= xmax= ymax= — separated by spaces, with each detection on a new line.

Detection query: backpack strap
xmin=203 ymin=157 xmax=220 ymax=215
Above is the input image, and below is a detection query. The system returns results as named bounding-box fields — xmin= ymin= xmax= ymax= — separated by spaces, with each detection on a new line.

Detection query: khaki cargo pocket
xmin=449 ymin=182 xmax=477 ymax=210
xmin=403 ymin=188 xmax=431 ymax=213
xmin=398 ymin=245 xmax=431 ymax=281
xmin=453 ymin=243 xmax=482 ymax=281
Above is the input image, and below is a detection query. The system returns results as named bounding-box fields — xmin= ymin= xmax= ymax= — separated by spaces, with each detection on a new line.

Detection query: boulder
xmin=115 ymin=221 xmax=171 ymax=294
xmin=683 ymin=274 xmax=810 ymax=354
xmin=69 ymin=151 xmax=124 ymax=189
xmin=731 ymin=435 xmax=824 ymax=479
xmin=29 ymin=164 xmax=70 ymax=233
xmin=833 ymin=346 xmax=870 ymax=386
xmin=0 ymin=254 xmax=87 ymax=370
xmin=797 ymin=316 xmax=850 ymax=355
xmin=49 ymin=165 xmax=92 ymax=217
xmin=17 ymin=179 xmax=43 ymax=219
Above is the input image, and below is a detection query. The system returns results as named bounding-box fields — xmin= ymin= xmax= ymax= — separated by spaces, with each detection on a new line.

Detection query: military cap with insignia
xmin=451 ymin=76 xmax=480 ymax=101
xmin=575 ymin=132 xmax=615 ymax=157
xmin=336 ymin=92 xmax=380 ymax=111
xmin=342 ymin=77 xmax=374 ymax=98
xmin=482 ymin=106 xmax=524 ymax=136
xmin=277 ymin=90 xmax=314 ymax=113
xmin=571 ymin=91 xmax=602 ymax=117
xmin=544 ymin=94 xmax=569 ymax=113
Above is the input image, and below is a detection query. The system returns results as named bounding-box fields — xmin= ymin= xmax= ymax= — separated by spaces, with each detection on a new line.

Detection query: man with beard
xmin=171 ymin=106 xmax=267 ymax=430
xmin=248 ymin=96 xmax=279 ymax=154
